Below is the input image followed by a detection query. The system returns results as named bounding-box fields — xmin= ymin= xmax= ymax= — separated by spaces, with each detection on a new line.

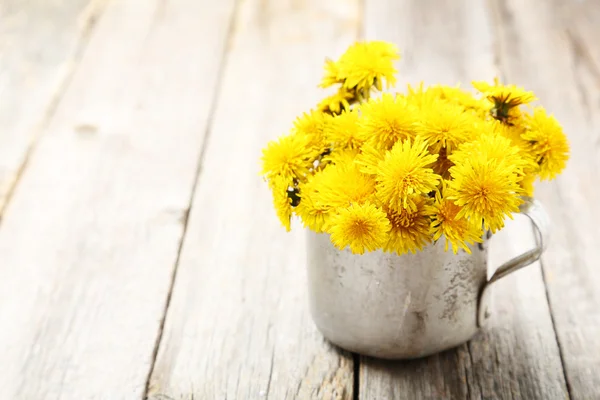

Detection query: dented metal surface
xmin=306 ymin=197 xmax=549 ymax=360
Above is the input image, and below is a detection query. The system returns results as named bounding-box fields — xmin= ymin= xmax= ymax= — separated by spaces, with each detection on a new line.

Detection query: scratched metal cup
xmin=306 ymin=197 xmax=549 ymax=359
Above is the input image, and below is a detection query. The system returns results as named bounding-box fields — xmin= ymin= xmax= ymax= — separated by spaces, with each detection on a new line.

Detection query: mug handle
xmin=477 ymin=197 xmax=550 ymax=327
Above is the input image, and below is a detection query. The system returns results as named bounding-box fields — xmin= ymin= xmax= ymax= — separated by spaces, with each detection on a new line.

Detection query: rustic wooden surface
xmin=0 ymin=0 xmax=598 ymax=399
xmin=146 ymin=1 xmax=358 ymax=398
xmin=488 ymin=0 xmax=600 ymax=398
xmin=0 ymin=0 xmax=236 ymax=398
xmin=0 ymin=0 xmax=104 ymax=215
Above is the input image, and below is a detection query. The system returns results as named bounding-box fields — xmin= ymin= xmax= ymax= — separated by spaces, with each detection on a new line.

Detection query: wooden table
xmin=1 ymin=0 xmax=598 ymax=399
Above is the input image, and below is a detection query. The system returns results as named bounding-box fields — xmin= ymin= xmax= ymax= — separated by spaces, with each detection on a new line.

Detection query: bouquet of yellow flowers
xmin=260 ymin=41 xmax=569 ymax=255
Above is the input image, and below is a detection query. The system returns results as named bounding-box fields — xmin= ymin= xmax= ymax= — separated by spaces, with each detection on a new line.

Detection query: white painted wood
xmin=360 ymin=1 xmax=568 ymax=398
xmin=146 ymin=0 xmax=360 ymax=398
xmin=489 ymin=0 xmax=600 ymax=398
xmin=0 ymin=0 xmax=103 ymax=215
xmin=0 ymin=0 xmax=236 ymax=398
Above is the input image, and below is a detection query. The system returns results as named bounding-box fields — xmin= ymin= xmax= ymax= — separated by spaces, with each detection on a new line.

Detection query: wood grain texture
xmin=555 ymin=0 xmax=600 ymax=82
xmin=489 ymin=0 xmax=600 ymax=398
xmin=360 ymin=1 xmax=568 ymax=399
xmin=0 ymin=0 xmax=104 ymax=215
xmin=146 ymin=0 xmax=360 ymax=398
xmin=468 ymin=218 xmax=568 ymax=400
xmin=0 ymin=0 xmax=235 ymax=398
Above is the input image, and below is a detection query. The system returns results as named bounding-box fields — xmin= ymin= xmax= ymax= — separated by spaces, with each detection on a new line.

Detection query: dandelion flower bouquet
xmin=260 ymin=41 xmax=569 ymax=256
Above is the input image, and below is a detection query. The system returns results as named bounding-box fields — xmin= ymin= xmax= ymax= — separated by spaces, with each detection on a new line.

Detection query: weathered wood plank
xmin=146 ymin=0 xmax=360 ymax=398
xmin=489 ymin=0 xmax=600 ymax=398
xmin=0 ymin=0 xmax=104 ymax=215
xmin=0 ymin=0 xmax=236 ymax=398
xmin=360 ymin=1 xmax=568 ymax=399
xmin=555 ymin=0 xmax=600 ymax=83
xmin=468 ymin=219 xmax=568 ymax=400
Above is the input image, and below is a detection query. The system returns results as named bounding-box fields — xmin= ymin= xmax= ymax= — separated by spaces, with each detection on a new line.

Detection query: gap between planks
xmin=353 ymin=353 xmax=360 ymax=400
xmin=538 ymin=243 xmax=572 ymax=398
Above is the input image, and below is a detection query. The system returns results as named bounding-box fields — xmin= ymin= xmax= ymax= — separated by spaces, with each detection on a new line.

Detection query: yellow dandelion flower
xmin=383 ymin=196 xmax=433 ymax=255
xmin=376 ymin=136 xmax=440 ymax=211
xmin=261 ymin=133 xmax=314 ymax=182
xmin=490 ymin=120 xmax=538 ymax=169
xmin=473 ymin=78 xmax=536 ymax=122
xmin=318 ymin=88 xmax=355 ymax=115
xmin=448 ymin=155 xmax=523 ymax=233
xmin=521 ymin=107 xmax=570 ymax=180
xmin=337 ymin=41 xmax=400 ymax=95
xmin=450 ymin=131 xmax=531 ymax=176
xmin=473 ymin=78 xmax=537 ymax=106
xmin=321 ymin=147 xmax=361 ymax=166
xmin=296 ymin=173 xmax=330 ymax=233
xmin=406 ymin=84 xmax=488 ymax=116
xmin=453 ymin=123 xmax=540 ymax=199
xmin=430 ymin=189 xmax=483 ymax=254
xmin=355 ymin=143 xmax=385 ymax=175
xmin=519 ymin=172 xmax=536 ymax=197
xmin=359 ymin=93 xmax=417 ymax=150
xmin=269 ymin=176 xmax=293 ymax=231
xmin=317 ymin=162 xmax=377 ymax=209
xmin=490 ymin=119 xmax=526 ymax=146
xmin=414 ymin=101 xmax=476 ymax=152
xmin=436 ymin=85 xmax=490 ymax=116
xmin=327 ymin=202 xmax=391 ymax=254
xmin=320 ymin=59 xmax=343 ymax=88
xmin=405 ymin=82 xmax=439 ymax=109
xmin=295 ymin=193 xmax=329 ymax=233
xmin=293 ymin=109 xmax=330 ymax=153
xmin=325 ymin=109 xmax=363 ymax=149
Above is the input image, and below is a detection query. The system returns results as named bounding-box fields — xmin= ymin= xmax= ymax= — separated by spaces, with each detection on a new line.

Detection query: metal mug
xmin=306 ymin=197 xmax=549 ymax=359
